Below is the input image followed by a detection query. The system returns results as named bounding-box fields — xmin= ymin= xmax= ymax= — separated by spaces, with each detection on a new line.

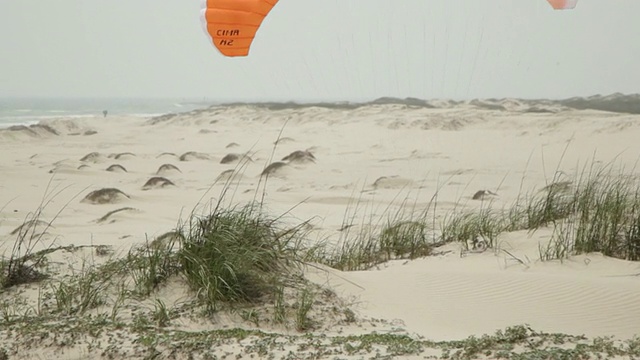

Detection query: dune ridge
xmin=1 ymin=100 xmax=640 ymax=358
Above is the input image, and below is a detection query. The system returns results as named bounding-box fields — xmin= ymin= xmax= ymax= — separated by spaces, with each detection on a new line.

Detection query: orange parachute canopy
xmin=547 ymin=0 xmax=578 ymax=10
xmin=200 ymin=0 xmax=278 ymax=57
xmin=200 ymin=0 xmax=575 ymax=57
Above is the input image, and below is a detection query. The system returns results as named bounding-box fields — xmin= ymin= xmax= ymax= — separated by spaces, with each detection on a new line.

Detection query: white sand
xmin=1 ymin=101 xmax=640 ymax=356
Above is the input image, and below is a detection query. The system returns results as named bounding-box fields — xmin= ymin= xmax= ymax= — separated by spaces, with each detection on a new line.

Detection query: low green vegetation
xmin=1 ymin=159 xmax=640 ymax=358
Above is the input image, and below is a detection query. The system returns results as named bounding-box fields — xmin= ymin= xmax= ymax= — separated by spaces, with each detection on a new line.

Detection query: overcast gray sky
xmin=1 ymin=0 xmax=638 ymax=101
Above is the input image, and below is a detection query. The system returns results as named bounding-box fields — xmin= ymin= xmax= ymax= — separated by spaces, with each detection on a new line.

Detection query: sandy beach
xmin=1 ymin=97 xmax=640 ymax=359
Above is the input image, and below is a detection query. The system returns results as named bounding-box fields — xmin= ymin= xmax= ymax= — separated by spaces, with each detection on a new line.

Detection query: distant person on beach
xmin=103 ymin=110 xmax=108 ymax=118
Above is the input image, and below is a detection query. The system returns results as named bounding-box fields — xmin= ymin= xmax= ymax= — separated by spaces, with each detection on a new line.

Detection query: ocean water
xmin=0 ymin=98 xmax=212 ymax=128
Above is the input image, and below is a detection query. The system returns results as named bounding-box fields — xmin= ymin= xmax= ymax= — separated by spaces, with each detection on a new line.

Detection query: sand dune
xmin=210 ymin=93 xmax=640 ymax=115
xmin=330 ymin=246 xmax=640 ymax=341
xmin=1 ymin=100 xmax=640 ymax=358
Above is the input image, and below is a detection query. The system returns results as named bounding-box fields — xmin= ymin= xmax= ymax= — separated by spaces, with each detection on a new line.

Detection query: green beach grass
xmin=1 ymin=157 xmax=640 ymax=359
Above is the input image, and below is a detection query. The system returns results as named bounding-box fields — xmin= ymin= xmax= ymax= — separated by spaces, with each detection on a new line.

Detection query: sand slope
xmin=1 ymin=101 xmax=640 ymax=354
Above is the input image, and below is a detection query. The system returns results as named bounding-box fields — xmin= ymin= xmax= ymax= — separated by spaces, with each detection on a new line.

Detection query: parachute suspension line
xmin=343 ymin=34 xmax=353 ymax=100
xmin=295 ymin=20 xmax=322 ymax=100
xmin=330 ymin=0 xmax=347 ymax=100
xmin=232 ymin=61 xmax=259 ymax=101
xmin=440 ymin=2 xmax=451 ymax=99
xmin=519 ymin=5 xmax=538 ymax=90
xmin=454 ymin=4 xmax=470 ymax=99
xmin=299 ymin=4 xmax=326 ymax=101
xmin=421 ymin=2 xmax=428 ymax=101
xmin=333 ymin=0 xmax=353 ymax=100
xmin=368 ymin=20 xmax=378 ymax=99
xmin=297 ymin=38 xmax=320 ymax=99
xmin=300 ymin=51 xmax=322 ymax=101
xmin=386 ymin=0 xmax=398 ymax=97
xmin=348 ymin=0 xmax=361 ymax=100
xmin=507 ymin=2 xmax=532 ymax=99
xmin=384 ymin=0 xmax=392 ymax=97
xmin=237 ymin=62 xmax=266 ymax=101
xmin=369 ymin=3 xmax=386 ymax=100
xmin=399 ymin=1 xmax=409 ymax=97
xmin=466 ymin=13 xmax=486 ymax=99
xmin=350 ymin=9 xmax=364 ymax=99
xmin=278 ymin=60 xmax=294 ymax=101
xmin=430 ymin=7 xmax=437 ymax=99
xmin=402 ymin=2 xmax=411 ymax=97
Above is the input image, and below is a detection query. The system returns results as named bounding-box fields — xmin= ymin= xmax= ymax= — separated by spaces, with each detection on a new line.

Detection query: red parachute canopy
xmin=547 ymin=0 xmax=578 ymax=10
xmin=200 ymin=0 xmax=279 ymax=57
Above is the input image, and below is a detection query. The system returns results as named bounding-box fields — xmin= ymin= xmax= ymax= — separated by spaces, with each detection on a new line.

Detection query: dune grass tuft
xmin=541 ymin=163 xmax=640 ymax=261
xmin=177 ymin=201 xmax=311 ymax=313
xmin=1 ymin=180 xmax=79 ymax=289
xmin=315 ymin=192 xmax=438 ymax=271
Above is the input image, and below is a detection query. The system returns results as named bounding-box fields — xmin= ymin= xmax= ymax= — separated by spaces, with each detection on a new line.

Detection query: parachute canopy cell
xmin=547 ymin=0 xmax=578 ymax=10
xmin=200 ymin=0 xmax=279 ymax=57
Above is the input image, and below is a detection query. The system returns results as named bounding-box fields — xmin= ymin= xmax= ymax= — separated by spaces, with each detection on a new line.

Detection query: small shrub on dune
xmin=156 ymin=152 xmax=177 ymax=159
xmin=96 ymin=207 xmax=137 ymax=224
xmin=274 ymin=137 xmax=294 ymax=145
xmin=81 ymin=188 xmax=130 ymax=204
xmin=30 ymin=124 xmax=59 ymax=136
xmin=472 ymin=190 xmax=497 ymax=201
xmin=261 ymin=162 xmax=288 ymax=177
xmin=282 ymin=150 xmax=315 ymax=164
xmin=372 ymin=176 xmax=415 ymax=190
xmin=216 ymin=169 xmax=237 ymax=182
xmin=142 ymin=177 xmax=175 ymax=190
xmin=80 ymin=152 xmax=102 ymax=163
xmin=106 ymin=164 xmax=127 ymax=173
xmin=156 ymin=163 xmax=181 ymax=175
xmin=9 ymin=219 xmax=52 ymax=236
xmin=113 ymin=152 xmax=135 ymax=160
xmin=179 ymin=151 xmax=210 ymax=161
xmin=6 ymin=125 xmax=35 ymax=134
xmin=221 ymin=153 xmax=253 ymax=165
